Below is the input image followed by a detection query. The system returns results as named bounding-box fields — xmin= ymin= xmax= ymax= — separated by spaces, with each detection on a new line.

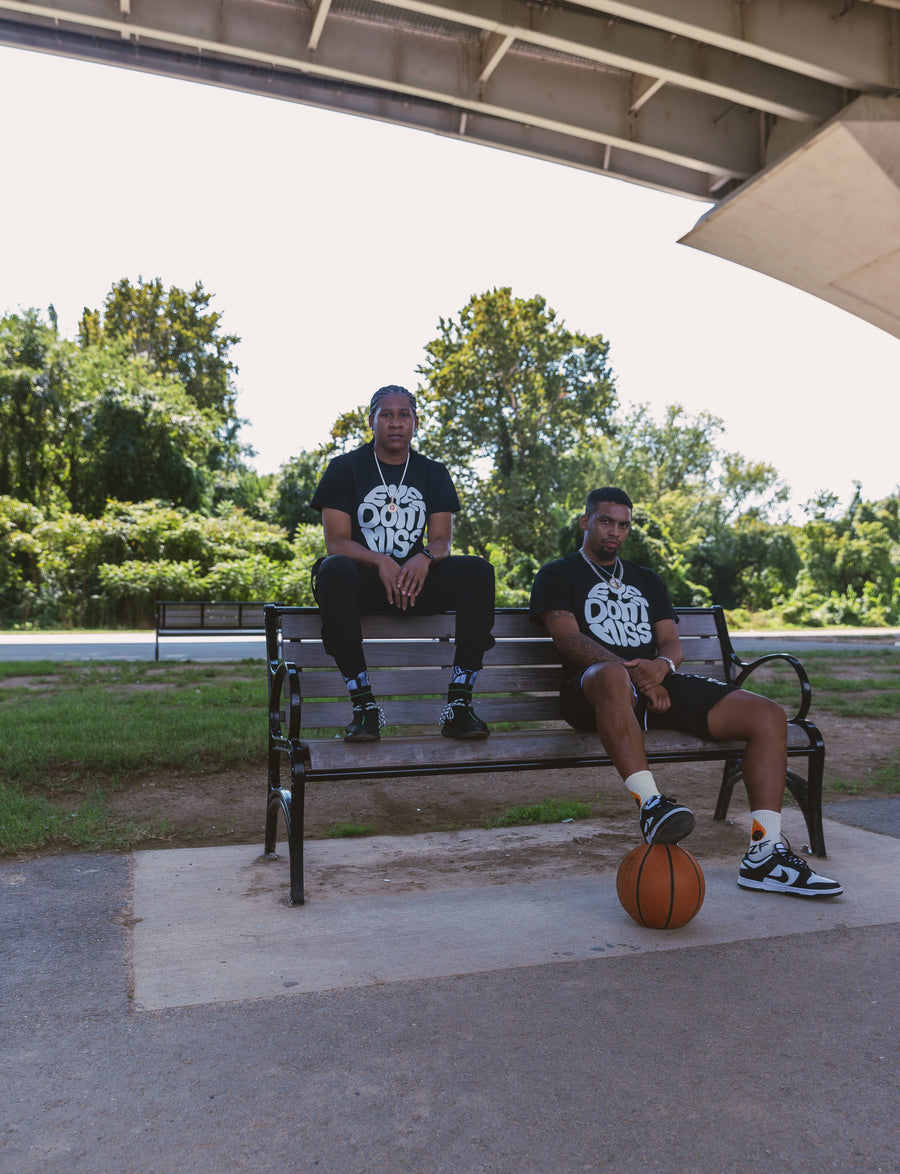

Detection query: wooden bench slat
xmin=276 ymin=607 xmax=728 ymax=641
xmin=279 ymin=663 xmax=729 ymax=705
xmin=298 ymin=722 xmax=818 ymax=773
xmin=282 ymin=664 xmax=569 ymax=698
xmin=296 ymin=695 xmax=564 ymax=726
xmin=277 ymin=608 xmax=545 ymax=641
xmin=675 ymin=612 xmax=721 ymax=637
xmin=280 ymin=639 xmax=565 ymax=669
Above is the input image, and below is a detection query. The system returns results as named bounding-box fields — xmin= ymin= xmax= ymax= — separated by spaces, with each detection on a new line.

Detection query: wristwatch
xmin=421 ymin=547 xmax=436 ymax=562
xmin=657 ymin=656 xmax=676 ymax=676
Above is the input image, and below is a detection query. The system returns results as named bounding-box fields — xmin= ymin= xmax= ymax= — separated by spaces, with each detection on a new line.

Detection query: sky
xmin=2 ymin=43 xmax=898 ymax=518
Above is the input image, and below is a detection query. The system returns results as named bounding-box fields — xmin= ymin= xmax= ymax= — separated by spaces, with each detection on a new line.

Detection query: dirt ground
xmin=93 ymin=713 xmax=898 ymax=873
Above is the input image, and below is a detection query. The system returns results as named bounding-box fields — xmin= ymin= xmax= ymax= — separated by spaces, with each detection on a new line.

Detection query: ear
xmin=578 ymin=513 xmax=589 ymax=532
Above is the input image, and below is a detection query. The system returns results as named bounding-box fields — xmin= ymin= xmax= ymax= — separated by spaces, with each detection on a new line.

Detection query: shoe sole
xmin=644 ymin=809 xmax=695 ymax=844
xmin=343 ymin=733 xmax=381 ymax=742
xmin=738 ymin=877 xmax=843 ymax=897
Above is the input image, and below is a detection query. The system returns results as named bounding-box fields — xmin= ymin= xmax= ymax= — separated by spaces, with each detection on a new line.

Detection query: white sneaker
xmin=738 ymin=840 xmax=842 ymax=897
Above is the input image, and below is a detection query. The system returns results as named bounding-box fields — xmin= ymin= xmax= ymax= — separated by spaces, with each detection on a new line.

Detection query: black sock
xmin=344 ymin=671 xmax=376 ymax=710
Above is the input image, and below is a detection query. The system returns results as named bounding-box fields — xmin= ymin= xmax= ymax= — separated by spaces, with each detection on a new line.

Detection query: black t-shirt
xmin=310 ymin=442 xmax=460 ymax=563
xmin=529 ymin=551 xmax=677 ymax=676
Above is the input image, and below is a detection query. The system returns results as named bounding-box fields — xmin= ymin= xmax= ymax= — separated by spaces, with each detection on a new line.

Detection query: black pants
xmin=311 ymin=554 xmax=496 ymax=679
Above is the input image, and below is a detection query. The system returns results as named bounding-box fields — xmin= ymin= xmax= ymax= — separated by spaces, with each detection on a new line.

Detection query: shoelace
xmin=772 ymin=839 xmax=806 ymax=869
xmin=352 ymin=702 xmax=386 ymax=729
xmin=439 ymin=698 xmax=470 ymax=724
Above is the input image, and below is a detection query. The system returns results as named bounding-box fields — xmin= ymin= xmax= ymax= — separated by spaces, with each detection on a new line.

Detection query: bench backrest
xmin=156 ymin=601 xmax=267 ymax=632
xmin=265 ymin=605 xmax=736 ymax=731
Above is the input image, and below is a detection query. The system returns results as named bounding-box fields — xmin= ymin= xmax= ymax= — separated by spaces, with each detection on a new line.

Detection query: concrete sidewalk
xmin=2 ymin=806 xmax=898 ymax=1173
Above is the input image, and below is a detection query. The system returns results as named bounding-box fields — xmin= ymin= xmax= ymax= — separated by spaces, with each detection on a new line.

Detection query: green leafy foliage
xmin=0 ymin=497 xmax=324 ymax=627
xmin=2 ymin=281 xmax=897 ymax=629
xmin=415 ymin=288 xmax=617 ymax=564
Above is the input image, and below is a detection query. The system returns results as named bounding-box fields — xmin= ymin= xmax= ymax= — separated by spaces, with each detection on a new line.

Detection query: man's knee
xmin=582 ymin=662 xmax=634 ymax=706
xmin=709 ymin=689 xmax=787 ymax=740
xmin=453 ymin=554 xmax=494 ymax=589
xmin=314 ymin=554 xmax=359 ymax=593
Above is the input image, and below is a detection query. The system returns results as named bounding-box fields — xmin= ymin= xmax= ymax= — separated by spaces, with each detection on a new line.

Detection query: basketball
xmin=616 ymin=843 xmax=705 ymax=929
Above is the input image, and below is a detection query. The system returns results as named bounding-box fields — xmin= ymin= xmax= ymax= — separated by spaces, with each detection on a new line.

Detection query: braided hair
xmin=369 ymin=385 xmax=418 ymax=416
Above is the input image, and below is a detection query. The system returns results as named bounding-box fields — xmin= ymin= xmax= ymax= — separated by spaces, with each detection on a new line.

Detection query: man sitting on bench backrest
xmin=310 ymin=385 xmax=495 ymax=743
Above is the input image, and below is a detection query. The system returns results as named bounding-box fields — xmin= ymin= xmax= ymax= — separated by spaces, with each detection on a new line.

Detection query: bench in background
xmin=155 ymin=601 xmax=267 ymax=660
xmin=265 ymin=605 xmax=826 ymax=905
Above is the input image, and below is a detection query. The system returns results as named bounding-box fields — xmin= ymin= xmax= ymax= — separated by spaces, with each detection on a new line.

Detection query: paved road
xmin=0 ymin=631 xmax=267 ymax=661
xmin=3 ymin=811 xmax=898 ymax=1173
xmin=1 ymin=628 xmax=898 ymax=662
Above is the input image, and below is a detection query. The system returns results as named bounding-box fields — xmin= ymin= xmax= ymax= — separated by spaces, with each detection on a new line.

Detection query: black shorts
xmin=560 ymin=671 xmax=738 ymax=740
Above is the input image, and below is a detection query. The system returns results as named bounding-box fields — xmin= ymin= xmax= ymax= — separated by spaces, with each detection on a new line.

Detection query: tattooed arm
xmin=539 ymin=610 xmax=629 ymax=669
xmin=539 ymin=611 xmax=682 ymax=715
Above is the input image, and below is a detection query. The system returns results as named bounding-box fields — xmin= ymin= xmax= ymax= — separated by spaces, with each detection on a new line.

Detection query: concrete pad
xmin=131 ymin=812 xmax=900 ymax=1012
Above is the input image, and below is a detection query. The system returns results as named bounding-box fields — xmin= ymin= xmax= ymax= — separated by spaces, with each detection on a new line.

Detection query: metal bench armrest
xmin=730 ymin=652 xmax=812 ymax=722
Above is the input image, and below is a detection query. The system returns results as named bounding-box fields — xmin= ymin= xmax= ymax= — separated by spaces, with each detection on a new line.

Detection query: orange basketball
xmin=616 ymin=843 xmax=705 ymax=929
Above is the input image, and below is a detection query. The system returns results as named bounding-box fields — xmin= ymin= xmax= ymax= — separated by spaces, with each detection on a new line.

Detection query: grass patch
xmin=321 ymin=821 xmax=379 ymax=838
xmin=737 ymin=650 xmax=900 ymax=718
xmin=2 ymin=648 xmax=897 ymax=854
xmin=832 ymin=748 xmax=900 ymax=796
xmin=0 ymin=780 xmax=171 ymax=853
xmin=0 ymin=659 xmax=265 ymax=785
xmin=484 ymin=796 xmax=594 ymax=829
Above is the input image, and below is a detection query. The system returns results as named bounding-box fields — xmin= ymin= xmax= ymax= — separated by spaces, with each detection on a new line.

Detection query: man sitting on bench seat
xmin=310 ymin=385 xmax=495 ymax=743
xmin=529 ymin=486 xmax=842 ymax=899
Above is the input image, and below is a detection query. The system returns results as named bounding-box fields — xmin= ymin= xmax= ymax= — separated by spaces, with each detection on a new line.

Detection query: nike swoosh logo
xmin=769 ymin=866 xmax=800 ymax=884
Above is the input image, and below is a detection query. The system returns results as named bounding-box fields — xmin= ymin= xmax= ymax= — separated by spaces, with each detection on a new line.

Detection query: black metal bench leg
xmin=287 ymin=752 xmax=306 ymax=905
xmin=714 ymin=756 xmax=743 ymax=821
xmin=265 ymin=748 xmax=284 ymax=858
xmin=265 ymin=749 xmax=306 ymax=903
xmin=788 ymin=751 xmax=826 ymax=859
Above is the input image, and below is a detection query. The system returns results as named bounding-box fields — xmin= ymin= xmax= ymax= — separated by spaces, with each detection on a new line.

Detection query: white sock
xmin=625 ymin=770 xmax=659 ymax=808
xmin=748 ymin=809 xmax=782 ymax=858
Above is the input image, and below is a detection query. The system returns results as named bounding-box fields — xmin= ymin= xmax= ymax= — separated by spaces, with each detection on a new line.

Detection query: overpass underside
xmin=2 ymin=0 xmax=899 ymax=336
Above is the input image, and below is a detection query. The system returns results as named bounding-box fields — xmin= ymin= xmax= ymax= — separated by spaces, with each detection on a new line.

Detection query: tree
xmin=67 ymin=348 xmax=220 ymax=516
xmin=271 ymin=450 xmax=329 ymax=536
xmin=582 ymin=401 xmax=793 ymax=607
xmin=416 ymin=288 xmax=617 ymax=563
xmin=78 ymin=277 xmax=244 ymax=469
xmin=796 ymin=485 xmax=898 ymax=601
xmin=0 ymin=310 xmax=76 ymax=509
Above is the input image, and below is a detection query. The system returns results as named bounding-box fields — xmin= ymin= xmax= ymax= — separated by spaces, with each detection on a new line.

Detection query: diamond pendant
xmin=609 ymin=577 xmax=622 ymax=590
xmin=387 ymin=500 xmax=397 ymax=514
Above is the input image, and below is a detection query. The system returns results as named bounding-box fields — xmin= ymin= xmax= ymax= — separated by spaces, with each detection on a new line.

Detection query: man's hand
xmin=376 ymin=555 xmax=405 ymax=608
xmin=642 ymin=683 xmax=672 ymax=712
xmin=623 ymin=657 xmax=670 ymax=693
xmin=395 ymin=552 xmax=430 ymax=608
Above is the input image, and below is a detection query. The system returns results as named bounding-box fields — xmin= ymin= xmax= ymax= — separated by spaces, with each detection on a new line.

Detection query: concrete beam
xmin=577 ymin=0 xmax=900 ymax=89
xmin=681 ymin=97 xmax=900 ymax=339
xmin=0 ymin=1 xmax=767 ymax=177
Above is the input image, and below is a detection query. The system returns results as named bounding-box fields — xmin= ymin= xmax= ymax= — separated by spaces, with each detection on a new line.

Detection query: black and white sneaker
xmin=440 ymin=699 xmax=490 ymax=739
xmin=738 ymin=840 xmax=843 ymax=897
xmin=343 ymin=703 xmax=385 ymax=742
xmin=639 ymin=794 xmax=695 ymax=844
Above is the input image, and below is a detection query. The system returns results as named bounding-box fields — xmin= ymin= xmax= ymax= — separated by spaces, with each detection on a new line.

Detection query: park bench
xmin=154 ymin=600 xmax=267 ymax=660
xmin=265 ymin=605 xmax=826 ymax=905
